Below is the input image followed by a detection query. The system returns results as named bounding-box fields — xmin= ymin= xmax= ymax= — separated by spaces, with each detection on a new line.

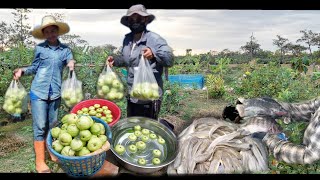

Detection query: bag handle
xmin=101 ymin=62 xmax=109 ymax=74
xmin=12 ymin=79 xmax=19 ymax=89
xmin=69 ymin=70 xmax=73 ymax=79
xmin=139 ymin=54 xmax=147 ymax=68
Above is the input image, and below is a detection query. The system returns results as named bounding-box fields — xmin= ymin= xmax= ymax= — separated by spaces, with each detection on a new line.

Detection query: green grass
xmin=177 ymin=89 xmax=228 ymax=121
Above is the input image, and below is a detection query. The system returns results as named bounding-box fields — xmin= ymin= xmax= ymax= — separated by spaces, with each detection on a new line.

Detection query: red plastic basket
xmin=71 ymin=99 xmax=121 ymax=127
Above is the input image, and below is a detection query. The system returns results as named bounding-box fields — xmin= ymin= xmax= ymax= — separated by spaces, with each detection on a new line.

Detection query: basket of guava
xmin=46 ymin=114 xmax=112 ymax=177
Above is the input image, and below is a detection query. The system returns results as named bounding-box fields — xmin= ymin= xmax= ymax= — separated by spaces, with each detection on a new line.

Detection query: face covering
xmin=129 ymin=22 xmax=146 ymax=34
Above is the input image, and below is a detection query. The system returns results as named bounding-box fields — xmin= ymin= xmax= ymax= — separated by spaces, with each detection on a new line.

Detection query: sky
xmin=0 ymin=9 xmax=319 ymax=55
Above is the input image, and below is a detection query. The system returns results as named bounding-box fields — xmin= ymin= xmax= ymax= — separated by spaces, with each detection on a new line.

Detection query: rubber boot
xmin=34 ymin=141 xmax=51 ymax=173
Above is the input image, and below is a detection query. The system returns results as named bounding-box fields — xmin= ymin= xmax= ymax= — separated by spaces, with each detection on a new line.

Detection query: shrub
xmin=205 ymin=74 xmax=225 ymax=99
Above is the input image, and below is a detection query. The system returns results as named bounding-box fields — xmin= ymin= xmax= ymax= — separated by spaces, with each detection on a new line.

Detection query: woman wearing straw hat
xmin=13 ymin=15 xmax=76 ymax=173
xmin=106 ymin=4 xmax=175 ymax=130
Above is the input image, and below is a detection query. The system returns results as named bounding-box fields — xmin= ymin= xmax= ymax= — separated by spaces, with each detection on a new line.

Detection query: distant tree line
xmin=180 ymin=29 xmax=320 ymax=66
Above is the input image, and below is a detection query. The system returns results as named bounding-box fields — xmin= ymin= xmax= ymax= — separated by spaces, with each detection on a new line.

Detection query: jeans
xmin=31 ymin=98 xmax=61 ymax=141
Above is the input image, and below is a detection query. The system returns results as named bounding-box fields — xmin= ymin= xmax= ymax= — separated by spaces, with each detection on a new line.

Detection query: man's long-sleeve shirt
xmin=263 ymin=98 xmax=320 ymax=164
xmin=113 ymin=30 xmax=174 ymax=104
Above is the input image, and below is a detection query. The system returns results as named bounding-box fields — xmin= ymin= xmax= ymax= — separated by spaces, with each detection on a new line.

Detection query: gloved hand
xmin=277 ymin=132 xmax=288 ymax=141
xmin=251 ymin=132 xmax=267 ymax=140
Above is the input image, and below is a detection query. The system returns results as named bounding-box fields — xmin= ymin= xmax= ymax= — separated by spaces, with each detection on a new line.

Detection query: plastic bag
xmin=2 ymin=80 xmax=28 ymax=116
xmin=97 ymin=64 xmax=124 ymax=101
xmin=61 ymin=70 xmax=83 ymax=107
xmin=130 ymin=55 xmax=160 ymax=101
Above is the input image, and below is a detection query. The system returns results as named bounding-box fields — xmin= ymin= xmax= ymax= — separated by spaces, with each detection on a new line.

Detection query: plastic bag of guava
xmin=97 ymin=63 xmax=125 ymax=102
xmin=61 ymin=70 xmax=83 ymax=108
xmin=3 ymin=79 xmax=28 ymax=116
xmin=130 ymin=55 xmax=160 ymax=101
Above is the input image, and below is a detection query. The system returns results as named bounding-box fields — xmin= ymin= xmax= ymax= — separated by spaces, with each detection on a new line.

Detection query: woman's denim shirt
xmin=22 ymin=40 xmax=73 ymax=100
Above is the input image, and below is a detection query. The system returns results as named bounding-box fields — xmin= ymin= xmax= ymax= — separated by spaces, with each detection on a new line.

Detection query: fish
xmin=240 ymin=150 xmax=255 ymax=172
xmin=236 ymin=97 xmax=289 ymax=119
xmin=208 ymin=151 xmax=222 ymax=173
xmin=217 ymin=141 xmax=252 ymax=151
xmin=187 ymin=137 xmax=199 ymax=173
xmin=246 ymin=137 xmax=268 ymax=163
xmin=167 ymin=117 xmax=270 ymax=175
xmin=196 ymin=162 xmax=210 ymax=174
xmin=220 ymin=147 xmax=244 ymax=172
xmin=239 ymin=116 xmax=282 ymax=134
xmin=206 ymin=131 xmax=241 ymax=152
xmin=166 ymin=164 xmax=177 ymax=175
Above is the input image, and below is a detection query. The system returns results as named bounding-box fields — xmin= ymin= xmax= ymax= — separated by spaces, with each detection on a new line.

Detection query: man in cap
xmin=106 ymin=4 xmax=174 ymax=130
xmin=13 ymin=15 xmax=76 ymax=173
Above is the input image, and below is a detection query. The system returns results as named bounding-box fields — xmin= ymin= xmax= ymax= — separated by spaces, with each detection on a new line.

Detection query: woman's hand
xmin=13 ymin=68 xmax=23 ymax=80
xmin=67 ymin=60 xmax=76 ymax=71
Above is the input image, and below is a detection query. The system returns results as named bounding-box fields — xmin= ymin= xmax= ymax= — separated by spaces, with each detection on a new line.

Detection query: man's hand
xmin=106 ymin=56 xmax=114 ymax=67
xmin=142 ymin=48 xmax=154 ymax=60
xmin=67 ymin=60 xmax=76 ymax=71
xmin=13 ymin=68 xmax=22 ymax=80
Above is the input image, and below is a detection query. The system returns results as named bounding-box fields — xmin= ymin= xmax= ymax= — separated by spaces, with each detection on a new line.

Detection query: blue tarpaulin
xmin=168 ymin=74 xmax=204 ymax=89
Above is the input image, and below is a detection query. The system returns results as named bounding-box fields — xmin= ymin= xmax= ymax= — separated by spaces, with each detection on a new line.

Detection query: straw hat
xmin=31 ymin=15 xmax=70 ymax=39
xmin=120 ymin=4 xmax=155 ymax=27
